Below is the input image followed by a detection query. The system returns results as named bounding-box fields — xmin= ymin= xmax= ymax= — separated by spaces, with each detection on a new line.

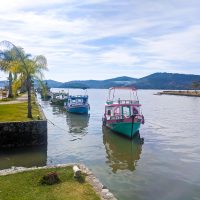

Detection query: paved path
xmin=0 ymin=93 xmax=28 ymax=105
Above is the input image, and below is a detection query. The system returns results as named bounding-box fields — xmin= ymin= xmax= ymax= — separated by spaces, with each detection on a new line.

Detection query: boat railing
xmin=106 ymin=100 xmax=139 ymax=105
xmin=110 ymin=115 xmax=124 ymax=120
xmin=106 ymin=113 xmax=143 ymax=119
xmin=69 ymin=95 xmax=88 ymax=98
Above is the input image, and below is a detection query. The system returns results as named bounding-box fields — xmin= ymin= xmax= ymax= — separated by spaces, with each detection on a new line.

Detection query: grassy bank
xmin=0 ymin=166 xmax=100 ymax=200
xmin=0 ymin=102 xmax=41 ymax=122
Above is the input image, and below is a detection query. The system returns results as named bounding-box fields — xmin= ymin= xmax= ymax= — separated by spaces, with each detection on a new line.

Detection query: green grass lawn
xmin=0 ymin=102 xmax=42 ymax=122
xmin=0 ymin=166 xmax=100 ymax=200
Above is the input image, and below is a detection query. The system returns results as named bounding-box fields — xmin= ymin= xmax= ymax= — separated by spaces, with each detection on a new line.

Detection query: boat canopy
xmin=107 ymin=86 xmax=138 ymax=103
xmin=109 ymin=86 xmax=137 ymax=91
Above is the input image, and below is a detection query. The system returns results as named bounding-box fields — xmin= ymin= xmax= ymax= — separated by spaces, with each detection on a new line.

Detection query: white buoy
xmin=73 ymin=165 xmax=81 ymax=178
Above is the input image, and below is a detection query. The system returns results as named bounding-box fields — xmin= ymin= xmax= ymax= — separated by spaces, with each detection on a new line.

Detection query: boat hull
xmin=67 ymin=106 xmax=89 ymax=114
xmin=105 ymin=121 xmax=141 ymax=138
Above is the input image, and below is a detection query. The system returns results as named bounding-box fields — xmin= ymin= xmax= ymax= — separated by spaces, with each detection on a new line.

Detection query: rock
xmin=105 ymin=192 xmax=114 ymax=199
xmin=73 ymin=165 xmax=81 ymax=178
xmin=102 ymin=189 xmax=109 ymax=194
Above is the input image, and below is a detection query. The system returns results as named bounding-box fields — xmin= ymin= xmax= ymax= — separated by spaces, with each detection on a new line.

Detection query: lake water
xmin=1 ymin=89 xmax=200 ymax=200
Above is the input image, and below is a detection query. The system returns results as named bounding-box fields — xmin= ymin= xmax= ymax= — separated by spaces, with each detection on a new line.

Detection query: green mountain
xmin=44 ymin=80 xmax=63 ymax=88
xmin=48 ymin=73 xmax=200 ymax=89
xmin=58 ymin=73 xmax=200 ymax=89
xmin=2 ymin=73 xmax=200 ymax=89
xmin=59 ymin=76 xmax=137 ymax=89
xmin=34 ymin=79 xmax=63 ymax=88
xmin=134 ymin=73 xmax=200 ymax=89
xmin=0 ymin=81 xmax=8 ymax=88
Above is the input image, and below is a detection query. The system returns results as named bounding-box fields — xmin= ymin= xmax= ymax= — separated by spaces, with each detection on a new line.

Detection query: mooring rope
xmin=32 ymin=105 xmax=84 ymax=140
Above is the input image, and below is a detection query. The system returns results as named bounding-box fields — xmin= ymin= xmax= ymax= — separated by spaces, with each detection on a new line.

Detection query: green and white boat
xmin=102 ymin=87 xmax=144 ymax=139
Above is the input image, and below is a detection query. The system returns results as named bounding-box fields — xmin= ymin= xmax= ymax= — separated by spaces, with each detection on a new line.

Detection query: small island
xmin=155 ymin=90 xmax=200 ymax=97
xmin=155 ymin=81 xmax=200 ymax=97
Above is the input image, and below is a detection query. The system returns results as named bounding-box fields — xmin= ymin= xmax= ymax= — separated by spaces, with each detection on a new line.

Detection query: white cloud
xmin=100 ymin=48 xmax=140 ymax=66
xmin=141 ymin=25 xmax=200 ymax=63
xmin=0 ymin=0 xmax=200 ymax=81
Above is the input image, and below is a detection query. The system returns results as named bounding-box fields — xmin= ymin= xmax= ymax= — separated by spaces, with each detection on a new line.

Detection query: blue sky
xmin=0 ymin=0 xmax=200 ymax=81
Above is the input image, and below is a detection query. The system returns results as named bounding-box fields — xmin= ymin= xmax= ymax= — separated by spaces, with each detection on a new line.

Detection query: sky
xmin=0 ymin=0 xmax=200 ymax=82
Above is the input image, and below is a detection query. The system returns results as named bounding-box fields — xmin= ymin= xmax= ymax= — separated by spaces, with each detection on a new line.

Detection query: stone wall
xmin=0 ymin=120 xmax=47 ymax=148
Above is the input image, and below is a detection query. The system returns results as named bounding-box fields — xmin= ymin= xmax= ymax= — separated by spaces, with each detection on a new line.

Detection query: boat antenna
xmin=84 ymin=88 xmax=87 ymax=95
xmin=113 ymin=88 xmax=115 ymax=100
xmin=135 ymin=90 xmax=139 ymax=101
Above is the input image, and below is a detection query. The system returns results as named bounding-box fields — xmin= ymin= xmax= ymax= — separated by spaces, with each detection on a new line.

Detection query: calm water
xmin=1 ymin=89 xmax=200 ymax=200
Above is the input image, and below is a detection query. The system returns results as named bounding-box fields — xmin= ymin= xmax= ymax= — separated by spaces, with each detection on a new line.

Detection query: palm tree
xmin=13 ymin=55 xmax=48 ymax=118
xmin=0 ymin=48 xmax=18 ymax=98
xmin=0 ymin=40 xmax=48 ymax=118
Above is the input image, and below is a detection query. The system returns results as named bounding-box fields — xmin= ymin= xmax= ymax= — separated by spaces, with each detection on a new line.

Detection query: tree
xmin=13 ymin=55 xmax=48 ymax=118
xmin=0 ymin=48 xmax=19 ymax=97
xmin=191 ymin=81 xmax=200 ymax=94
xmin=0 ymin=40 xmax=48 ymax=118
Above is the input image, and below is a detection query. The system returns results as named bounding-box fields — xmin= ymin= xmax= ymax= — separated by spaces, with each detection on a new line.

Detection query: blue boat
xmin=64 ymin=95 xmax=90 ymax=114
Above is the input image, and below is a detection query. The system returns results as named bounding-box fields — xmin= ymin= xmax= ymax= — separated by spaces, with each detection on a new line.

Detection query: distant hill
xmin=58 ymin=73 xmax=200 ymax=89
xmin=2 ymin=73 xmax=200 ymax=89
xmin=134 ymin=73 xmax=200 ymax=89
xmin=0 ymin=81 xmax=8 ymax=87
xmin=44 ymin=80 xmax=63 ymax=88
xmin=34 ymin=79 xmax=63 ymax=88
xmin=59 ymin=76 xmax=137 ymax=89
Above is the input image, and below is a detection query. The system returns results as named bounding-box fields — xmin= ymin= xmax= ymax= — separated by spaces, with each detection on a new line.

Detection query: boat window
xmin=77 ymin=99 xmax=83 ymax=103
xmin=133 ymin=106 xmax=139 ymax=115
xmin=83 ymin=98 xmax=87 ymax=104
xmin=114 ymin=107 xmax=120 ymax=115
xmin=122 ymin=106 xmax=131 ymax=117
xmin=106 ymin=107 xmax=114 ymax=118
xmin=71 ymin=99 xmax=76 ymax=103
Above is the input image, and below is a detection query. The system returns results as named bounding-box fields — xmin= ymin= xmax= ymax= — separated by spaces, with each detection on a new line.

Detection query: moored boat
xmin=64 ymin=95 xmax=90 ymax=114
xmin=102 ymin=87 xmax=144 ymax=138
xmin=50 ymin=91 xmax=68 ymax=106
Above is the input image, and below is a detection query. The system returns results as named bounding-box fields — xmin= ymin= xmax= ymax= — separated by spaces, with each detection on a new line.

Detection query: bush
xmin=40 ymin=172 xmax=61 ymax=185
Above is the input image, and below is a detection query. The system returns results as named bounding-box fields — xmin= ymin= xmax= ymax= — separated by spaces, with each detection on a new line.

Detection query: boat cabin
xmin=105 ymin=104 xmax=141 ymax=120
xmin=67 ymin=95 xmax=88 ymax=106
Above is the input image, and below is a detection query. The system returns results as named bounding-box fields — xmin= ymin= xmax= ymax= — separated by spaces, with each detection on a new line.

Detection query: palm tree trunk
xmin=27 ymin=76 xmax=32 ymax=118
xmin=8 ymin=72 xmax=13 ymax=98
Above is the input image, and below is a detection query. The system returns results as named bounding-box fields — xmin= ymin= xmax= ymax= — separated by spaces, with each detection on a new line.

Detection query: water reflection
xmin=66 ymin=113 xmax=90 ymax=137
xmin=0 ymin=146 xmax=47 ymax=170
xmin=51 ymin=105 xmax=66 ymax=115
xmin=103 ymin=127 xmax=142 ymax=173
